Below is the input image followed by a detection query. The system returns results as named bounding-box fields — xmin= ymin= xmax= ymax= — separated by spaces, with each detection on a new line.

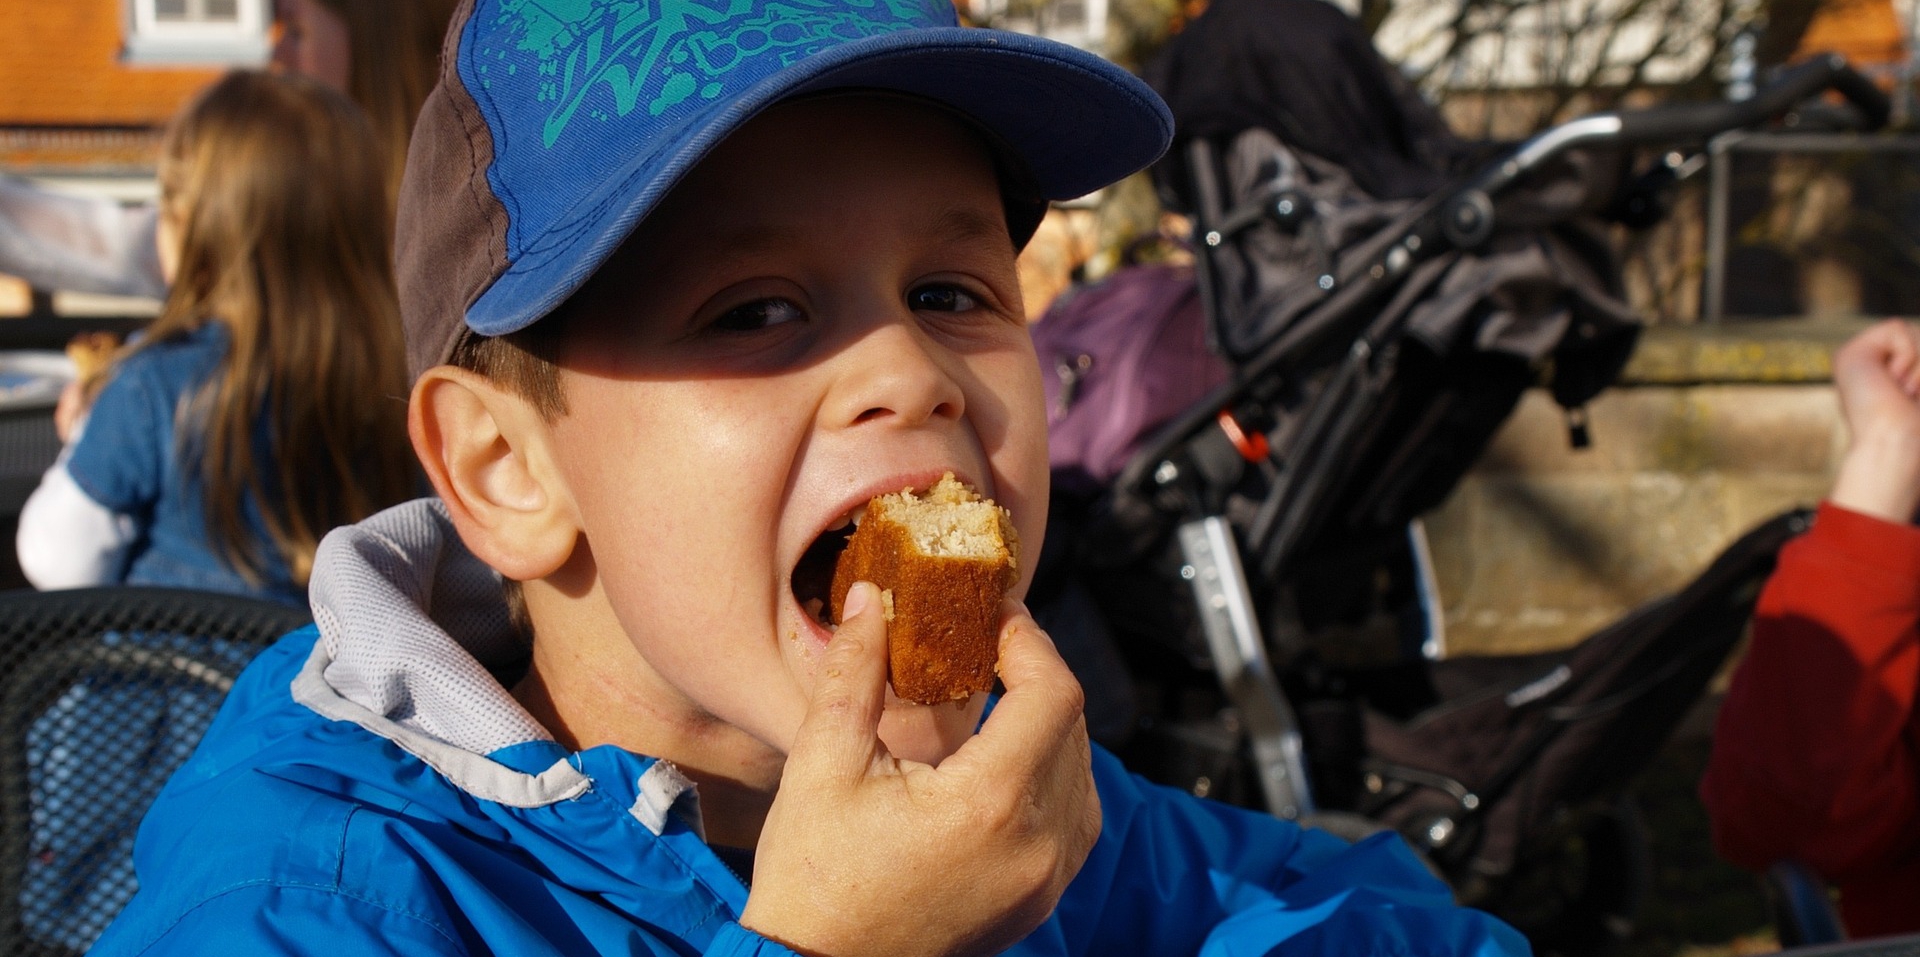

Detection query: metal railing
xmin=1702 ymin=129 xmax=1920 ymax=321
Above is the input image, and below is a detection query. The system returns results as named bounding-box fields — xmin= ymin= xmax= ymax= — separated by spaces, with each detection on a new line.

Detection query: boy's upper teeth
xmin=826 ymin=504 xmax=868 ymax=532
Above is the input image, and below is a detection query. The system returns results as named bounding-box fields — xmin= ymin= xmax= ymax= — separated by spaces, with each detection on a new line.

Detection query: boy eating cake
xmin=93 ymin=1 xmax=1531 ymax=954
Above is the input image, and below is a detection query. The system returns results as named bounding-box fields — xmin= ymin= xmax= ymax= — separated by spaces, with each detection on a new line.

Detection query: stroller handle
xmin=1474 ymin=54 xmax=1889 ymax=198
xmin=1614 ymin=54 xmax=1889 ymax=143
xmin=1109 ymin=54 xmax=1890 ymax=564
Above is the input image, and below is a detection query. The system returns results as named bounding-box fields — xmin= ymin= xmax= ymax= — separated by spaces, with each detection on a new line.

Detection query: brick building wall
xmin=0 ymin=2 xmax=219 ymax=312
xmin=0 ymin=2 xmax=216 ymax=130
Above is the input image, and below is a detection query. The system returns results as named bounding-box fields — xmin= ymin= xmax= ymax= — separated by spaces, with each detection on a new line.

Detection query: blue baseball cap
xmin=395 ymin=0 xmax=1174 ymax=377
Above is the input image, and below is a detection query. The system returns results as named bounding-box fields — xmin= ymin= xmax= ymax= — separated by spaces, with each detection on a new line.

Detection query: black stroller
xmin=1028 ymin=0 xmax=1891 ymax=950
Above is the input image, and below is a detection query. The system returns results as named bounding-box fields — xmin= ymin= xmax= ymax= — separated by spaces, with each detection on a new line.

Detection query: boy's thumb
xmin=789 ymin=581 xmax=891 ymax=781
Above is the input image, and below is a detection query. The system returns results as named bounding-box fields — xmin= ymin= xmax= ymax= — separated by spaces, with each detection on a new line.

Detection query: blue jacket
xmin=92 ymin=499 xmax=1529 ymax=956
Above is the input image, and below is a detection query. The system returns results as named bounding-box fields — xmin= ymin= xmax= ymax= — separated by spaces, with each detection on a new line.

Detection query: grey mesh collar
xmin=293 ymin=497 xmax=591 ymax=807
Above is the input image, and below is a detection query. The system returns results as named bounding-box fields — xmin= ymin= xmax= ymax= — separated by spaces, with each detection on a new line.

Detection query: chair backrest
xmin=0 ymin=586 xmax=311 ymax=957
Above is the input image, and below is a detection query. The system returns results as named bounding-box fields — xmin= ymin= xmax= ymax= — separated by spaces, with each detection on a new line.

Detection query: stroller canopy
xmin=1145 ymin=0 xmax=1473 ymax=202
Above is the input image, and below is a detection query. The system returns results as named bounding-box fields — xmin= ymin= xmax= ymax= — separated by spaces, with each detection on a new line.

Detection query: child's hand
xmin=741 ymin=583 xmax=1100 ymax=957
xmin=1831 ymin=319 xmax=1920 ymax=522
xmin=53 ymin=378 xmax=89 ymax=444
xmin=56 ymin=330 xmax=119 ymax=444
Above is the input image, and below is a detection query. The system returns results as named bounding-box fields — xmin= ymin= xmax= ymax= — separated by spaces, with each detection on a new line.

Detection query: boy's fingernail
xmin=844 ymin=581 xmax=874 ymax=620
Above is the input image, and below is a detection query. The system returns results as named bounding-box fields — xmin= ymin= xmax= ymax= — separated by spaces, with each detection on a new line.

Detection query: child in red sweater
xmin=1701 ymin=319 xmax=1920 ymax=938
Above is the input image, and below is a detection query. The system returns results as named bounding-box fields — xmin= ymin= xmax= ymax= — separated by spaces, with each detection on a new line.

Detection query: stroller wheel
xmin=1488 ymin=795 xmax=1652 ymax=957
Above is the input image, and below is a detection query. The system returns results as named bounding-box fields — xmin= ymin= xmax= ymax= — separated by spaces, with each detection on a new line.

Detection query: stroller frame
xmin=1150 ymin=51 xmax=1885 ymax=816
xmin=1088 ymin=54 xmax=1892 ymax=943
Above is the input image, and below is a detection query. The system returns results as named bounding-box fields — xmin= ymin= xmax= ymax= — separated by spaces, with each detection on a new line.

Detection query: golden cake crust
xmin=828 ymin=476 xmax=1018 ymax=704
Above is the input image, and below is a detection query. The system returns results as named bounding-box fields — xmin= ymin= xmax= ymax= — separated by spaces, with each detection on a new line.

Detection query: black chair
xmin=0 ymin=586 xmax=311 ymax=957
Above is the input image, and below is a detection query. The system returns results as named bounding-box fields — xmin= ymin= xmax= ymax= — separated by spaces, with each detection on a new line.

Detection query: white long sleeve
xmin=16 ymin=421 xmax=138 ymax=589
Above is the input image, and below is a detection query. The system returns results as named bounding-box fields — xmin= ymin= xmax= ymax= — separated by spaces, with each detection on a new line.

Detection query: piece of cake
xmin=65 ymin=331 xmax=121 ymax=382
xmin=828 ymin=473 xmax=1019 ymax=704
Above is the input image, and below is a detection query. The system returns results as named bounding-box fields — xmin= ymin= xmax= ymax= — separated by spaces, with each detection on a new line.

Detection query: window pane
xmin=152 ymin=0 xmax=242 ymax=23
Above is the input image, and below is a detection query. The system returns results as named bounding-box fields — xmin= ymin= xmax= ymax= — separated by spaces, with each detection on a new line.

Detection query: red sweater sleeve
xmin=1700 ymin=501 xmax=1920 ymax=887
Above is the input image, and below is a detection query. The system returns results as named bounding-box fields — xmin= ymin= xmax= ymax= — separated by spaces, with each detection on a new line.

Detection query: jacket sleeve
xmin=1700 ymin=500 xmax=1920 ymax=882
xmin=16 ymin=356 xmax=169 ymax=588
xmin=1039 ymin=744 xmax=1530 ymax=957
xmin=88 ymin=884 xmax=472 ymax=956
xmin=64 ymin=357 xmax=167 ymax=515
xmin=15 ymin=425 xmax=138 ymax=588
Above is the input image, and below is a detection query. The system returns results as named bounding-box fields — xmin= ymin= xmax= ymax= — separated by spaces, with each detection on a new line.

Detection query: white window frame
xmin=120 ymin=0 xmax=271 ymax=67
xmin=969 ymin=0 xmax=1110 ymax=56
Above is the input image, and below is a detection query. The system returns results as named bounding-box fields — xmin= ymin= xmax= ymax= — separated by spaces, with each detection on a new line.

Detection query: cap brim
xmin=466 ymin=27 xmax=1172 ymax=337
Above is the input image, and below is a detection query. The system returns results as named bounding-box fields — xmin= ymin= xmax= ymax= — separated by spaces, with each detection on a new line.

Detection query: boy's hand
xmin=1831 ymin=319 xmax=1920 ymax=522
xmin=741 ymin=582 xmax=1100 ymax=957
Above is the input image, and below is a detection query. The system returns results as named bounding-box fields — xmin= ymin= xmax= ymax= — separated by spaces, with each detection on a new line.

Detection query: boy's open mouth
xmin=790 ymin=507 xmax=864 ymax=627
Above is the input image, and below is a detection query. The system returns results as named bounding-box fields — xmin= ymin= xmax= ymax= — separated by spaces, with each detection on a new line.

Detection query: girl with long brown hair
xmin=15 ymin=69 xmax=417 ymax=603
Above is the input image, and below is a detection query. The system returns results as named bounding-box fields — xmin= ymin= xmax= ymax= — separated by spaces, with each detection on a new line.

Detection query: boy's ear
xmin=409 ymin=366 xmax=578 ymax=581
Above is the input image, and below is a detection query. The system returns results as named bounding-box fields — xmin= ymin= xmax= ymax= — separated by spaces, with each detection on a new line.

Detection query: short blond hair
xmin=445 ymin=319 xmax=568 ymax=422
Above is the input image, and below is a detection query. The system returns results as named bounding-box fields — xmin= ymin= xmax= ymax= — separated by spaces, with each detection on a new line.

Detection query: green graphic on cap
xmin=494 ymin=0 xmax=938 ymax=148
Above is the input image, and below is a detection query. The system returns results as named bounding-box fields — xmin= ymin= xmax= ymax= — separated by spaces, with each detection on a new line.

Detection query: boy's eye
xmin=908 ymin=284 xmax=979 ymax=313
xmin=711 ymin=298 xmax=805 ymax=332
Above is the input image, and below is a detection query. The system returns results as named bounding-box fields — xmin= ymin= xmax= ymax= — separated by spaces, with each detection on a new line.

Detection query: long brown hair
xmin=316 ymin=0 xmax=462 ymax=195
xmin=141 ymin=69 xmax=415 ymax=587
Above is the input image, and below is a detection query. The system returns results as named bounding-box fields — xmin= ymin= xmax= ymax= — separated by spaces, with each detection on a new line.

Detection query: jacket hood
xmin=297 ymin=497 xmax=695 ymax=822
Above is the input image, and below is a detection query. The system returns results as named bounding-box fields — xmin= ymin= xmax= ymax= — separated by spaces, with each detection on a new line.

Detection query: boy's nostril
xmin=853 ymin=407 xmax=890 ymax=424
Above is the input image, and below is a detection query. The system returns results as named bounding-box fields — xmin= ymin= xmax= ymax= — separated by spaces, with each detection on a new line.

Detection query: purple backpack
xmin=1034 ymin=262 xmax=1231 ymax=494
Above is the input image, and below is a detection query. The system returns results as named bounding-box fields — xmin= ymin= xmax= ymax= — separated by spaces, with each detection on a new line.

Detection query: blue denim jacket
xmin=66 ymin=323 xmax=303 ymax=606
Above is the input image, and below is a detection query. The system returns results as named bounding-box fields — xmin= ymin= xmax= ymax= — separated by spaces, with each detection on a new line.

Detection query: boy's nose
xmin=827 ymin=319 xmax=967 ymax=430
